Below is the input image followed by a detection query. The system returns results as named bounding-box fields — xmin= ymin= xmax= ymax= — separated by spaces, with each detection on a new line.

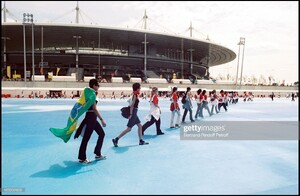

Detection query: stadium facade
xmin=2 ymin=22 xmax=236 ymax=82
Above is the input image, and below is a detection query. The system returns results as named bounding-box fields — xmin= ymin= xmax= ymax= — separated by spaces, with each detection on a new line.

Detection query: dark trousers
xmin=142 ymin=115 xmax=161 ymax=134
xmin=211 ymin=104 xmax=219 ymax=114
xmin=200 ymin=102 xmax=211 ymax=116
xmin=218 ymin=102 xmax=228 ymax=111
xmin=182 ymin=108 xmax=193 ymax=122
xmin=195 ymin=103 xmax=202 ymax=118
xmin=232 ymin=99 xmax=237 ymax=104
xmin=78 ymin=116 xmax=105 ymax=160
xmin=235 ymin=98 xmax=239 ymax=103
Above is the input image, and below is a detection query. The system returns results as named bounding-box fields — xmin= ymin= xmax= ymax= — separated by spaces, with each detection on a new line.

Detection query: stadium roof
xmin=2 ymin=22 xmax=236 ymax=66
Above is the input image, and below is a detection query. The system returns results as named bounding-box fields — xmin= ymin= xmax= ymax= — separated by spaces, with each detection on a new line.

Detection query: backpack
xmin=181 ymin=95 xmax=187 ymax=104
xmin=120 ymin=106 xmax=130 ymax=118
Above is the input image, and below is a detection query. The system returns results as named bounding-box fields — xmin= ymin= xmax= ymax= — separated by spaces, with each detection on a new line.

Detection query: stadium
xmin=2 ymin=18 xmax=236 ymax=82
xmin=2 ymin=3 xmax=298 ymax=99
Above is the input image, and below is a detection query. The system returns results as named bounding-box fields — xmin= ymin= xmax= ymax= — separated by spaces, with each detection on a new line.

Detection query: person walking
xmin=218 ymin=90 xmax=228 ymax=112
xmin=111 ymin=91 xmax=116 ymax=99
xmin=271 ymin=92 xmax=275 ymax=101
xmin=182 ymin=87 xmax=195 ymax=123
xmin=112 ymin=83 xmax=149 ymax=147
xmin=170 ymin=87 xmax=181 ymax=128
xmin=194 ymin=89 xmax=202 ymax=119
xmin=74 ymin=79 xmax=107 ymax=164
xmin=291 ymin=92 xmax=295 ymax=101
xmin=210 ymin=89 xmax=219 ymax=115
xmin=199 ymin=90 xmax=211 ymax=117
xmin=142 ymin=87 xmax=164 ymax=135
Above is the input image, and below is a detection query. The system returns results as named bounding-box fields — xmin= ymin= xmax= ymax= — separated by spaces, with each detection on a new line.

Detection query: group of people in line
xmin=74 ymin=79 xmax=245 ymax=164
xmin=71 ymin=79 xmax=297 ymax=164
xmin=169 ymin=87 xmax=239 ymax=127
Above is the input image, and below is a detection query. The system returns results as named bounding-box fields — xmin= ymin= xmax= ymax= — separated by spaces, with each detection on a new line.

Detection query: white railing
xmin=147 ymin=78 xmax=168 ymax=84
xmin=172 ymin=79 xmax=192 ymax=84
xmin=130 ymin=77 xmax=142 ymax=83
xmin=52 ymin=75 xmax=76 ymax=82
xmin=32 ymin=75 xmax=45 ymax=81
xmin=215 ymin=80 xmax=235 ymax=85
xmin=84 ymin=76 xmax=95 ymax=82
xmin=111 ymin=77 xmax=123 ymax=83
xmin=196 ymin=80 xmax=214 ymax=84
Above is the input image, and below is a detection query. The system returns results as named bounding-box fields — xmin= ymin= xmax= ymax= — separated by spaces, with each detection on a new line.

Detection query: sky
xmin=2 ymin=1 xmax=299 ymax=84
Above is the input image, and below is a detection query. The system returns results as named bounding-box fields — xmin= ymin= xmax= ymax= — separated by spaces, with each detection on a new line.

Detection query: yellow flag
xmin=7 ymin=66 xmax=11 ymax=78
xmin=173 ymin=73 xmax=176 ymax=79
xmin=56 ymin=67 xmax=60 ymax=76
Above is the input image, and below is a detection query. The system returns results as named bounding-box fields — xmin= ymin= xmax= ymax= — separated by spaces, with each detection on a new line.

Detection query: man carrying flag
xmin=49 ymin=79 xmax=104 ymax=144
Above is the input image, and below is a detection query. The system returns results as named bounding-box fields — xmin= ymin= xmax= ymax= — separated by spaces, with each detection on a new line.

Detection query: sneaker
xmin=139 ymin=140 xmax=149 ymax=145
xmin=191 ymin=120 xmax=195 ymax=122
xmin=175 ymin=124 xmax=180 ymax=128
xmin=95 ymin=155 xmax=106 ymax=160
xmin=170 ymin=126 xmax=175 ymax=128
xmin=79 ymin=159 xmax=91 ymax=164
xmin=112 ymin=138 xmax=118 ymax=147
xmin=157 ymin=131 xmax=164 ymax=135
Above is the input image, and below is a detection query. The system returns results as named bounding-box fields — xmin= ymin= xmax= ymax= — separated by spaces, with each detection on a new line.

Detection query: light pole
xmin=206 ymin=55 xmax=210 ymax=79
xmin=188 ymin=49 xmax=194 ymax=75
xmin=23 ymin=14 xmax=27 ymax=83
xmin=142 ymin=33 xmax=149 ymax=80
xmin=181 ymin=38 xmax=184 ymax=79
xmin=98 ymin=29 xmax=101 ymax=77
xmin=239 ymin=38 xmax=246 ymax=88
xmin=235 ymin=38 xmax=242 ymax=89
xmin=2 ymin=36 xmax=10 ymax=75
xmin=73 ymin=35 xmax=82 ymax=80
xmin=32 ymin=17 xmax=34 ymax=82
xmin=41 ymin=26 xmax=44 ymax=75
xmin=23 ymin=13 xmax=34 ymax=82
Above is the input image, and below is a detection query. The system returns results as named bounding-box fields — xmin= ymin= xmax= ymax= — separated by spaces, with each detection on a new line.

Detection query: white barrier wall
xmin=112 ymin=77 xmax=123 ymax=83
xmin=215 ymin=80 xmax=235 ymax=85
xmin=130 ymin=77 xmax=141 ymax=83
xmin=147 ymin=78 xmax=168 ymax=84
xmin=32 ymin=75 xmax=45 ymax=81
xmin=197 ymin=80 xmax=214 ymax=84
xmin=52 ymin=76 xmax=76 ymax=82
xmin=172 ymin=79 xmax=192 ymax=84
xmin=84 ymin=76 xmax=95 ymax=82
